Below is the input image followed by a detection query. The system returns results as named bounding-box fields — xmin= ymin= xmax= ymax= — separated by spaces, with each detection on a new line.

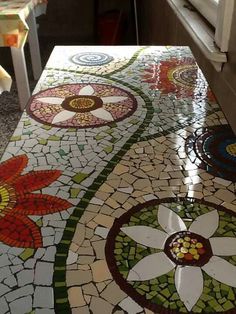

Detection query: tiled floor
xmin=0 ymin=46 xmax=236 ymax=314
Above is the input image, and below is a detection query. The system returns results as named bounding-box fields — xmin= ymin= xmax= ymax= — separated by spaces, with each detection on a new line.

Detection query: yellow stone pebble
xmin=184 ymin=236 xmax=191 ymax=242
xmin=196 ymin=242 xmax=203 ymax=249
xmin=173 ymin=247 xmax=180 ymax=253
xmin=189 ymin=248 xmax=198 ymax=255
xmin=180 ymin=247 xmax=188 ymax=254
xmin=183 ymin=242 xmax=190 ymax=248
xmin=193 ymin=254 xmax=200 ymax=260
xmin=177 ymin=238 xmax=184 ymax=243
xmin=177 ymin=252 xmax=185 ymax=259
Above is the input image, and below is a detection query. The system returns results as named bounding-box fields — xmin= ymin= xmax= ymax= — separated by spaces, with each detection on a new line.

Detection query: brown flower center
xmin=164 ymin=231 xmax=212 ymax=267
xmin=61 ymin=95 xmax=103 ymax=113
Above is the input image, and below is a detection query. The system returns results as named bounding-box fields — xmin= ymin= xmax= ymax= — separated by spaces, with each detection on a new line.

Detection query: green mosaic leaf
xmin=24 ymin=120 xmax=31 ymax=126
xmin=104 ymin=146 xmax=113 ymax=154
xmin=19 ymin=248 xmax=35 ymax=261
xmin=42 ymin=125 xmax=52 ymax=130
xmin=38 ymin=138 xmax=48 ymax=145
xmin=10 ymin=136 xmax=21 ymax=142
xmin=72 ymin=172 xmax=89 ymax=184
xmin=70 ymin=188 xmax=80 ymax=198
xmin=48 ymin=135 xmax=61 ymax=141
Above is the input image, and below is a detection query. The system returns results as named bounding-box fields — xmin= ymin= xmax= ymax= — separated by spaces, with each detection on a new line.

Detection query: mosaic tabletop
xmin=0 ymin=0 xmax=46 ymax=48
xmin=1 ymin=46 xmax=236 ymax=314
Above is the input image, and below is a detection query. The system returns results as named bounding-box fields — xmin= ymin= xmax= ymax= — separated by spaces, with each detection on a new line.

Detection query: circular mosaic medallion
xmin=106 ymin=198 xmax=236 ymax=313
xmin=26 ymin=83 xmax=137 ymax=128
xmin=71 ymin=52 xmax=114 ymax=66
xmin=142 ymin=57 xmax=216 ymax=102
xmin=186 ymin=125 xmax=236 ymax=181
xmin=170 ymin=64 xmax=198 ymax=89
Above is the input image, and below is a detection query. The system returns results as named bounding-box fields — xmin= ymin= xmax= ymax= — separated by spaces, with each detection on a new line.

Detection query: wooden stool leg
xmin=11 ymin=46 xmax=31 ymax=111
xmin=27 ymin=8 xmax=42 ymax=80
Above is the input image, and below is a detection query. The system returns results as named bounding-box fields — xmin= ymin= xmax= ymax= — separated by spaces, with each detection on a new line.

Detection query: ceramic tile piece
xmin=100 ymin=281 xmax=127 ymax=305
xmin=121 ymin=226 xmax=168 ymax=249
xmin=175 ymin=266 xmax=203 ymax=311
xmin=66 ymin=250 xmax=79 ymax=265
xmin=33 ymin=287 xmax=54 ymax=308
xmin=66 ymin=270 xmax=92 ymax=286
xmin=82 ymin=283 xmax=99 ymax=297
xmin=34 ymin=262 xmax=53 ymax=286
xmin=202 ymin=256 xmax=236 ymax=287
xmin=214 ymin=189 xmax=236 ymax=203
xmin=119 ymin=297 xmax=143 ymax=314
xmin=68 ymin=287 xmax=86 ymax=307
xmin=91 ymin=260 xmax=112 ymax=283
xmin=93 ymin=214 xmax=115 ymax=228
xmin=90 ymin=296 xmax=114 ymax=314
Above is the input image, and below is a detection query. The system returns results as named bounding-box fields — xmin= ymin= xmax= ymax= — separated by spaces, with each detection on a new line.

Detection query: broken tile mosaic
xmin=0 ymin=46 xmax=236 ymax=313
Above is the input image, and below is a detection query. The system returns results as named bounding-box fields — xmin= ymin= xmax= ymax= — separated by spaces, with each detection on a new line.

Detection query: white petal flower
xmin=175 ymin=266 xmax=204 ymax=311
xmin=127 ymin=252 xmax=175 ymax=281
xmin=79 ymin=85 xmax=95 ymax=95
xmin=52 ymin=110 xmax=76 ymax=124
xmin=91 ymin=108 xmax=114 ymax=121
xmin=37 ymin=97 xmax=64 ymax=105
xmin=202 ymin=256 xmax=236 ymax=287
xmin=121 ymin=204 xmax=236 ymax=311
xmin=157 ymin=204 xmax=187 ymax=234
xmin=101 ymin=96 xmax=128 ymax=104
xmin=121 ymin=226 xmax=168 ymax=249
xmin=210 ymin=237 xmax=236 ymax=256
xmin=189 ymin=210 xmax=219 ymax=238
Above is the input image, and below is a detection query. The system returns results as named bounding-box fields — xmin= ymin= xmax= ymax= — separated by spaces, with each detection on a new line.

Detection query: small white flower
xmin=121 ymin=205 xmax=236 ymax=311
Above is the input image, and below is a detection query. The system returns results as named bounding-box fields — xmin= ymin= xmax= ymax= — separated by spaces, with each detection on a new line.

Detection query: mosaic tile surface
xmin=0 ymin=46 xmax=236 ymax=314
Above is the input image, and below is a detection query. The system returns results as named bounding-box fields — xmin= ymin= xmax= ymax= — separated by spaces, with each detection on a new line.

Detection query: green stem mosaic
xmin=52 ymin=75 xmax=154 ymax=313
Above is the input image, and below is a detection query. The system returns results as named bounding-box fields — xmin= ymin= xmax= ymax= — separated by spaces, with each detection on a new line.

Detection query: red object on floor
xmin=98 ymin=10 xmax=124 ymax=45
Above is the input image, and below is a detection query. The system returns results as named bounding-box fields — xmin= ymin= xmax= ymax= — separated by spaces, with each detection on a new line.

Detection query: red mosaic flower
xmin=0 ymin=155 xmax=72 ymax=248
xmin=142 ymin=57 xmax=216 ymax=101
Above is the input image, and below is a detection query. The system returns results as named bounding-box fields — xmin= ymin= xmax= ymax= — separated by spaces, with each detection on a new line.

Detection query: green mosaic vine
xmin=52 ymin=74 xmax=154 ymax=312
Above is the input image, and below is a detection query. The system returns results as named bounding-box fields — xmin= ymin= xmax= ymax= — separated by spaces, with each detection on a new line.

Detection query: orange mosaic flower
xmin=142 ymin=57 xmax=216 ymax=101
xmin=0 ymin=155 xmax=72 ymax=248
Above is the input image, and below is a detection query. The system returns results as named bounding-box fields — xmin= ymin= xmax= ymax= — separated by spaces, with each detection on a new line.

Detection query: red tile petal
xmin=13 ymin=193 xmax=72 ymax=215
xmin=0 ymin=214 xmax=42 ymax=248
xmin=0 ymin=155 xmax=28 ymax=183
xmin=13 ymin=170 xmax=61 ymax=194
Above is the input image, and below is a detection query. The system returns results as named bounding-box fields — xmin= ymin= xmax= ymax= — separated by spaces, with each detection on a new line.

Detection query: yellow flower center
xmin=62 ymin=95 xmax=103 ymax=113
xmin=170 ymin=236 xmax=205 ymax=261
xmin=69 ymin=97 xmax=95 ymax=110
xmin=226 ymin=143 xmax=236 ymax=157
xmin=0 ymin=183 xmax=16 ymax=215
xmin=165 ymin=231 xmax=212 ymax=267
xmin=169 ymin=65 xmax=198 ymax=89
